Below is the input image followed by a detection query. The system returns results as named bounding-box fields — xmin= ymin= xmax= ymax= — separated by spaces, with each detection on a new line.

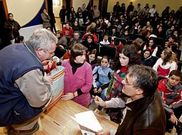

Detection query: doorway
xmin=99 ymin=0 xmax=108 ymax=18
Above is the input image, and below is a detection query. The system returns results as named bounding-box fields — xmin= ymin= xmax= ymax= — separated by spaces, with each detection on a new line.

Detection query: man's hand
xmin=96 ymin=131 xmax=110 ymax=135
xmin=170 ymin=113 xmax=178 ymax=124
xmin=94 ymin=96 xmax=106 ymax=107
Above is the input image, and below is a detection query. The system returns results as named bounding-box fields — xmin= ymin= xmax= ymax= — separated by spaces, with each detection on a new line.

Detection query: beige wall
xmin=93 ymin=0 xmax=99 ymax=7
xmin=6 ymin=0 xmax=44 ymax=26
xmin=73 ymin=0 xmax=89 ymax=12
xmin=53 ymin=0 xmax=90 ymax=17
xmin=107 ymin=0 xmax=182 ymax=15
xmin=53 ymin=2 xmax=62 ymax=17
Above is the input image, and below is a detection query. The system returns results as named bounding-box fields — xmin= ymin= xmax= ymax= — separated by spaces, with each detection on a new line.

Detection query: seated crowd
xmin=1 ymin=2 xmax=182 ymax=135
xmin=55 ymin=3 xmax=182 ymax=134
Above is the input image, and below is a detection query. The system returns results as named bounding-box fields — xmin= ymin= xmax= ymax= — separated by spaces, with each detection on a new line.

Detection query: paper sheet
xmin=73 ymin=111 xmax=103 ymax=134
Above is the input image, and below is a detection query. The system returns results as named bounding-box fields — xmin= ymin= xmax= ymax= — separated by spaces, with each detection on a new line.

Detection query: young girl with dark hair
xmin=61 ymin=43 xmax=93 ymax=107
xmin=92 ymin=56 xmax=113 ymax=100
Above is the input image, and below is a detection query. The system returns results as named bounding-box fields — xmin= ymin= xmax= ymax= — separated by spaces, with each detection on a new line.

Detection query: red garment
xmin=109 ymin=43 xmax=115 ymax=48
xmin=62 ymin=27 xmax=73 ymax=38
xmin=158 ymin=79 xmax=182 ymax=105
xmin=146 ymin=46 xmax=155 ymax=53
xmin=82 ymin=33 xmax=98 ymax=43
xmin=157 ymin=65 xmax=170 ymax=77
xmin=117 ymin=43 xmax=124 ymax=54
xmin=62 ymin=51 xmax=71 ymax=60
xmin=120 ymin=66 xmax=128 ymax=74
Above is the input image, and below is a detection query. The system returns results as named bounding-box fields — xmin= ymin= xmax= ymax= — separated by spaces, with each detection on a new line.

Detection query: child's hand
xmin=97 ymin=88 xmax=102 ymax=93
xmin=61 ymin=93 xmax=74 ymax=100
xmin=94 ymin=88 xmax=98 ymax=93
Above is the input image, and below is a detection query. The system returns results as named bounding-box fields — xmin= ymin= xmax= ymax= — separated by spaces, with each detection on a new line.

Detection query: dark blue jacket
xmin=0 ymin=44 xmax=43 ymax=126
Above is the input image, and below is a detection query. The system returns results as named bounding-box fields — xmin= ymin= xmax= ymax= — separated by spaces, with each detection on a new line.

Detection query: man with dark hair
xmin=95 ymin=65 xmax=166 ymax=135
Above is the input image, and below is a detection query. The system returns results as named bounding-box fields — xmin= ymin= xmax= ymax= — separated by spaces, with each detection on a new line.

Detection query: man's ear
xmin=136 ymin=88 xmax=143 ymax=95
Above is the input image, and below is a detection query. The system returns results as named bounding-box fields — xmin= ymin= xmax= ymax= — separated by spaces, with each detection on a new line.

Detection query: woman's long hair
xmin=114 ymin=44 xmax=141 ymax=70
xmin=162 ymin=48 xmax=172 ymax=65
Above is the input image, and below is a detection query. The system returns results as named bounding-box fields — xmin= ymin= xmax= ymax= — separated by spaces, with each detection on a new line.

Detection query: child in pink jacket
xmin=61 ymin=43 xmax=93 ymax=107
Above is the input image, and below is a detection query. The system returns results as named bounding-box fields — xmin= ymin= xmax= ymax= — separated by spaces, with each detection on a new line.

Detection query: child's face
xmin=75 ymin=52 xmax=86 ymax=64
xmin=168 ymin=75 xmax=181 ymax=87
xmin=101 ymin=58 xmax=109 ymax=67
xmin=65 ymin=24 xmax=69 ymax=29
xmin=74 ymin=21 xmax=78 ymax=26
xmin=158 ymin=27 xmax=162 ymax=32
xmin=89 ymin=54 xmax=96 ymax=62
xmin=87 ymin=36 xmax=93 ymax=43
xmin=143 ymin=50 xmax=151 ymax=59
xmin=149 ymin=39 xmax=154 ymax=46
xmin=104 ymin=36 xmax=108 ymax=41
xmin=74 ymin=33 xmax=79 ymax=39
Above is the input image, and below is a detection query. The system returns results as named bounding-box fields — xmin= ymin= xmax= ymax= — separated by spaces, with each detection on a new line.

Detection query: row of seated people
xmin=57 ymin=19 xmax=181 ymax=61
xmin=56 ymin=28 xmax=181 ymax=68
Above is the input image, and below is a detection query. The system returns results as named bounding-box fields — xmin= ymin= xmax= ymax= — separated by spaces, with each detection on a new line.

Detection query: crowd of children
xmin=2 ymin=2 xmax=181 ymax=134
xmin=54 ymin=3 xmax=182 ymax=134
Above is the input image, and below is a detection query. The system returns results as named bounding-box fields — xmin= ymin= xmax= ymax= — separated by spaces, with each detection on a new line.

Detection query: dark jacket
xmin=142 ymin=56 xmax=158 ymax=67
xmin=0 ymin=44 xmax=43 ymax=126
xmin=116 ymin=93 xmax=166 ymax=135
xmin=4 ymin=19 xmax=20 ymax=40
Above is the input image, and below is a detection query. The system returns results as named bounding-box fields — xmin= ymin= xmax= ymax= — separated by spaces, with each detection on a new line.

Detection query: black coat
xmin=4 ymin=19 xmax=20 ymax=41
xmin=116 ymin=93 xmax=166 ymax=135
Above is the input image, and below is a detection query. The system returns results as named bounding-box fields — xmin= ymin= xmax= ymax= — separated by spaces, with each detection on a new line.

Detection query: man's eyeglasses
xmin=44 ymin=50 xmax=55 ymax=56
xmin=123 ymin=77 xmax=135 ymax=86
